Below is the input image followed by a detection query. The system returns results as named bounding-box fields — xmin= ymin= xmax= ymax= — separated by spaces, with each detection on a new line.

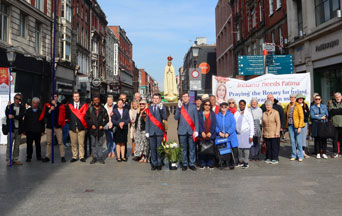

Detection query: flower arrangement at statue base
xmin=158 ymin=141 xmax=182 ymax=170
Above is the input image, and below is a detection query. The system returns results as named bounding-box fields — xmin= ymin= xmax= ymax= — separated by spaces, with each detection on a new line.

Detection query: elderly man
xmin=24 ymin=97 xmax=45 ymax=162
xmin=329 ymin=92 xmax=342 ymax=158
xmin=134 ymin=92 xmax=142 ymax=102
xmin=5 ymin=94 xmax=25 ymax=166
xmin=209 ymin=95 xmax=220 ymax=115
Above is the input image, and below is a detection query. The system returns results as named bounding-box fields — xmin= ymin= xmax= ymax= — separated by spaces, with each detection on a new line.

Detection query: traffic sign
xmin=268 ymin=55 xmax=293 ymax=74
xmin=238 ymin=56 xmax=264 ymax=75
xmin=191 ymin=70 xmax=200 ymax=78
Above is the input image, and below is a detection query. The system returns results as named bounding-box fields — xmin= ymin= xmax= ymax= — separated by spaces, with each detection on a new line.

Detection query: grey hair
xmin=290 ymin=94 xmax=297 ymax=98
xmin=335 ymin=92 xmax=341 ymax=97
xmin=107 ymin=95 xmax=114 ymax=100
xmin=250 ymin=97 xmax=258 ymax=105
xmin=32 ymin=97 xmax=40 ymax=103
xmin=265 ymin=100 xmax=273 ymax=106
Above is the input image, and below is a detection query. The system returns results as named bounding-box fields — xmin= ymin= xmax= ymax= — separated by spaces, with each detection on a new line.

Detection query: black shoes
xmin=80 ymin=158 xmax=86 ymax=162
xmin=61 ymin=157 xmax=66 ymax=163
xmin=90 ymin=159 xmax=97 ymax=164
xmin=182 ymin=166 xmax=188 ymax=171
xmin=99 ymin=160 xmax=105 ymax=164
xmin=189 ymin=166 xmax=197 ymax=171
xmin=151 ymin=166 xmax=157 ymax=170
xmin=42 ymin=158 xmax=50 ymax=163
xmin=157 ymin=166 xmax=162 ymax=171
xmin=70 ymin=158 xmax=78 ymax=163
xmin=37 ymin=157 xmax=42 ymax=161
xmin=26 ymin=158 xmax=31 ymax=162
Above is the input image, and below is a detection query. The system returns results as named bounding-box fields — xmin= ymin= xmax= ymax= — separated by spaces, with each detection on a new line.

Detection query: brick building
xmin=215 ymin=0 xmax=289 ymax=77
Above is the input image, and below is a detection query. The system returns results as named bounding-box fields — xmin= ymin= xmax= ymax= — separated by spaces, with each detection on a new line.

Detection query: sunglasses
xmin=204 ymin=104 xmax=210 ymax=106
xmin=228 ymin=102 xmax=234 ymax=104
xmin=221 ymin=106 xmax=228 ymax=108
xmin=315 ymin=98 xmax=321 ymax=101
xmin=15 ymin=97 xmax=21 ymax=101
xmin=140 ymin=103 xmax=145 ymax=105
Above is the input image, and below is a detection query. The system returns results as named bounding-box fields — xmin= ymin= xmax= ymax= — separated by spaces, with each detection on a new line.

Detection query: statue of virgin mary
xmin=164 ymin=56 xmax=178 ymax=102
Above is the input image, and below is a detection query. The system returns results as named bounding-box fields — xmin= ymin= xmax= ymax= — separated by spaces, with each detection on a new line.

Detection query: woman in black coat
xmin=112 ymin=99 xmax=130 ymax=162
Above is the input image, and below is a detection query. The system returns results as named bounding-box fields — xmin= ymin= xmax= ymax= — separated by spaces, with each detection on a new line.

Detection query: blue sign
xmin=238 ymin=56 xmax=264 ymax=75
xmin=268 ymin=55 xmax=293 ymax=74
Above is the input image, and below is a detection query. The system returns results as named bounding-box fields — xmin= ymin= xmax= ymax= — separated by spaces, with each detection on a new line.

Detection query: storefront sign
xmin=0 ymin=67 xmax=10 ymax=95
xmin=212 ymin=73 xmax=311 ymax=106
xmin=92 ymin=78 xmax=101 ymax=87
xmin=316 ymin=39 xmax=339 ymax=52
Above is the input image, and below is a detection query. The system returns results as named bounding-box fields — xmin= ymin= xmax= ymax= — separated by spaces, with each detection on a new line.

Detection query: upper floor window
xmin=252 ymin=9 xmax=256 ymax=28
xmin=259 ymin=2 xmax=263 ymax=22
xmin=35 ymin=0 xmax=41 ymax=10
xmin=61 ymin=0 xmax=72 ymax=22
xmin=19 ymin=12 xmax=26 ymax=38
xmin=276 ymin=0 xmax=282 ymax=10
xmin=315 ymin=0 xmax=341 ymax=26
xmin=0 ymin=1 xmax=8 ymax=41
xmin=35 ymin=22 xmax=41 ymax=54
xmin=269 ymin=0 xmax=274 ymax=15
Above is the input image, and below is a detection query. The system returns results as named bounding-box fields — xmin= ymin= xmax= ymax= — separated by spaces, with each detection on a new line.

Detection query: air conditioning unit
xmin=337 ymin=10 xmax=342 ymax=18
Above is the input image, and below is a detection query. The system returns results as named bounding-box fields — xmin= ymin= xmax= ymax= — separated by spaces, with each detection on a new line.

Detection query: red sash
xmin=145 ymin=107 xmax=167 ymax=143
xmin=181 ymin=106 xmax=196 ymax=141
xmin=58 ymin=103 xmax=88 ymax=128
xmin=39 ymin=103 xmax=51 ymax=121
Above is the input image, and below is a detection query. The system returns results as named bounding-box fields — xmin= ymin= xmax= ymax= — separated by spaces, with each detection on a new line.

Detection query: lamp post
xmin=192 ymin=46 xmax=200 ymax=68
xmin=6 ymin=46 xmax=17 ymax=168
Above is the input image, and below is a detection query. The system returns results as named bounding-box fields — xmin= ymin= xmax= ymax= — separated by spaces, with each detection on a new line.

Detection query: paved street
xmin=1 ymin=115 xmax=342 ymax=216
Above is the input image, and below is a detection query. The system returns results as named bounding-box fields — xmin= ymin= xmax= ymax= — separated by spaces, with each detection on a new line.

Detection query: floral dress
xmin=134 ymin=112 xmax=149 ymax=157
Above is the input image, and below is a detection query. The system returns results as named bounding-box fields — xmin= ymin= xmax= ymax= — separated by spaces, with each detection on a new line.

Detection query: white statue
xmin=164 ymin=56 xmax=178 ymax=102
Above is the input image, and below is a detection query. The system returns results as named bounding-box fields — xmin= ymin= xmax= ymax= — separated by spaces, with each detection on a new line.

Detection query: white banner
xmin=212 ymin=73 xmax=311 ymax=107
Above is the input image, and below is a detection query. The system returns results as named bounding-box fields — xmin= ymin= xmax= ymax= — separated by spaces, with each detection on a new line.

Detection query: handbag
xmin=2 ymin=124 xmax=8 ymax=135
xmin=198 ymin=139 xmax=215 ymax=156
xmin=317 ymin=121 xmax=335 ymax=139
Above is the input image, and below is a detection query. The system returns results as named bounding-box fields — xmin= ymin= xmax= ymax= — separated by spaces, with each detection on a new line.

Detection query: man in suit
xmin=146 ymin=93 xmax=167 ymax=171
xmin=114 ymin=93 xmax=130 ymax=111
xmin=175 ymin=92 xmax=199 ymax=171
xmin=65 ymin=92 xmax=88 ymax=162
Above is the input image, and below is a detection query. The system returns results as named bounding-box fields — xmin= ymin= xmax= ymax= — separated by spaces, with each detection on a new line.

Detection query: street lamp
xmin=6 ymin=46 xmax=16 ymax=168
xmin=192 ymin=46 xmax=200 ymax=68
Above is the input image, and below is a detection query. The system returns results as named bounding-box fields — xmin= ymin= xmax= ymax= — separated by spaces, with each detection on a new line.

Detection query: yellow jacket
xmin=285 ymin=102 xmax=305 ymax=129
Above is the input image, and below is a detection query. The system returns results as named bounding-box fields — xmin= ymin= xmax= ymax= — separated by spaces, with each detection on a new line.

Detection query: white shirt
xmin=118 ymin=108 xmax=123 ymax=117
xmin=234 ymin=109 xmax=255 ymax=138
xmin=74 ymin=102 xmax=80 ymax=109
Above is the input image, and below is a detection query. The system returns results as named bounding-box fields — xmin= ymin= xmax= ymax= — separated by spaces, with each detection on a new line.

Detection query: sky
xmin=98 ymin=0 xmax=217 ymax=91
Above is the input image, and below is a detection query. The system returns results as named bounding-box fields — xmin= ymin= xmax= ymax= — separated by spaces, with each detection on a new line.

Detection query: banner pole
xmin=8 ymin=67 xmax=12 ymax=167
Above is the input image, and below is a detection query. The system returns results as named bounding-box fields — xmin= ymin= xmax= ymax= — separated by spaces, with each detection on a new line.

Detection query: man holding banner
xmin=145 ymin=93 xmax=167 ymax=171
xmin=175 ymin=92 xmax=199 ymax=171
xmin=59 ymin=92 xmax=88 ymax=163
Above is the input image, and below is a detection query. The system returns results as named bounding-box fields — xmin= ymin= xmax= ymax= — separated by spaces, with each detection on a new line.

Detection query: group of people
xmin=4 ymin=90 xmax=342 ymax=171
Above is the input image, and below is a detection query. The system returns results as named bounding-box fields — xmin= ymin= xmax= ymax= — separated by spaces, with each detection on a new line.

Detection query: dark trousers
xmin=333 ymin=127 xmax=342 ymax=154
xmin=84 ymin=131 xmax=91 ymax=157
xmin=90 ymin=135 xmax=105 ymax=160
xmin=231 ymin=147 xmax=239 ymax=165
xmin=26 ymin=132 xmax=42 ymax=160
xmin=265 ymin=138 xmax=279 ymax=161
xmin=250 ymin=136 xmax=261 ymax=160
xmin=314 ymin=137 xmax=327 ymax=154
xmin=149 ymin=135 xmax=163 ymax=167
xmin=179 ymin=134 xmax=196 ymax=167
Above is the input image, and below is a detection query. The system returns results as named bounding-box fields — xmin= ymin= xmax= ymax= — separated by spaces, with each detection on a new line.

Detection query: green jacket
xmin=329 ymin=99 xmax=342 ymax=127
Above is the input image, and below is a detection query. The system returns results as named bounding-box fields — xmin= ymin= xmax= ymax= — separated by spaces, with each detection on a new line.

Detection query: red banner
xmin=0 ymin=67 xmax=10 ymax=95
xmin=58 ymin=103 xmax=88 ymax=128
xmin=145 ymin=107 xmax=167 ymax=143
xmin=39 ymin=103 xmax=51 ymax=121
xmin=180 ymin=106 xmax=196 ymax=141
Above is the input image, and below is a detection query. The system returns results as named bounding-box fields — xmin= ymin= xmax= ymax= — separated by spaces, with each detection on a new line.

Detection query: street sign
xmin=263 ymin=42 xmax=276 ymax=52
xmin=92 ymin=78 xmax=101 ymax=87
xmin=268 ymin=55 xmax=293 ymax=74
xmin=238 ymin=56 xmax=264 ymax=75
xmin=190 ymin=80 xmax=201 ymax=90
xmin=199 ymin=62 xmax=210 ymax=74
xmin=191 ymin=70 xmax=200 ymax=78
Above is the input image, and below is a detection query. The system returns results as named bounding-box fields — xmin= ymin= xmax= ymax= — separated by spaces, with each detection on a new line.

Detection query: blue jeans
xmin=302 ymin=123 xmax=308 ymax=147
xmin=288 ymin=124 xmax=304 ymax=159
xmin=105 ymin=130 xmax=116 ymax=154
xmin=179 ymin=134 xmax=196 ymax=167
xmin=199 ymin=154 xmax=214 ymax=167
xmin=149 ymin=135 xmax=163 ymax=167
xmin=62 ymin=123 xmax=70 ymax=146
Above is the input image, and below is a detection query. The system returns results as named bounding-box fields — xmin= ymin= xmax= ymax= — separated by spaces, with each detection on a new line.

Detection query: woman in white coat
xmin=234 ymin=99 xmax=254 ymax=169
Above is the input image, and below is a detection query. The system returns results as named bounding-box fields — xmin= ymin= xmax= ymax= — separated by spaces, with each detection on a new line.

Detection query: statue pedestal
xmin=164 ymin=95 xmax=178 ymax=102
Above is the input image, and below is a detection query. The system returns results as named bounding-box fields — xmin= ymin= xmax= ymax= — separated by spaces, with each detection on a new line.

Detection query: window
xmin=35 ymin=22 xmax=40 ymax=53
xmin=62 ymin=0 xmax=71 ymax=22
xmin=76 ymin=1 xmax=79 ymax=14
xmin=247 ymin=46 xmax=251 ymax=55
xmin=19 ymin=13 xmax=26 ymax=37
xmin=297 ymin=0 xmax=303 ymax=36
xmin=259 ymin=2 xmax=263 ymax=22
xmin=269 ymin=0 xmax=274 ymax=15
xmin=236 ymin=23 xmax=240 ymax=41
xmin=279 ymin=27 xmax=283 ymax=47
xmin=276 ymin=0 xmax=282 ymax=9
xmin=259 ymin=38 xmax=264 ymax=54
xmin=271 ymin=31 xmax=275 ymax=43
xmin=253 ymin=43 xmax=257 ymax=55
xmin=81 ymin=27 xmax=84 ymax=47
xmin=64 ymin=34 xmax=71 ymax=60
xmin=0 ymin=1 xmax=8 ymax=41
xmin=252 ymin=9 xmax=256 ymax=28
xmin=315 ymin=0 xmax=341 ymax=25
xmin=92 ymin=40 xmax=98 ymax=54
xmin=36 ymin=0 xmax=41 ymax=10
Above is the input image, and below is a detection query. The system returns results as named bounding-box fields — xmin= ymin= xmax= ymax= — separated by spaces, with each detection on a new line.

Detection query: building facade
xmin=105 ymin=25 xmax=119 ymax=97
xmin=287 ymin=0 xmax=342 ymax=103
xmin=0 ymin=0 xmax=53 ymax=103
xmin=109 ymin=26 xmax=133 ymax=99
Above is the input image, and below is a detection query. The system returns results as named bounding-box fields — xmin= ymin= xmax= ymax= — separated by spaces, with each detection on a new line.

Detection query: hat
xmin=201 ymin=94 xmax=209 ymax=100
xmin=296 ymin=93 xmax=306 ymax=100
xmin=220 ymin=101 xmax=229 ymax=106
